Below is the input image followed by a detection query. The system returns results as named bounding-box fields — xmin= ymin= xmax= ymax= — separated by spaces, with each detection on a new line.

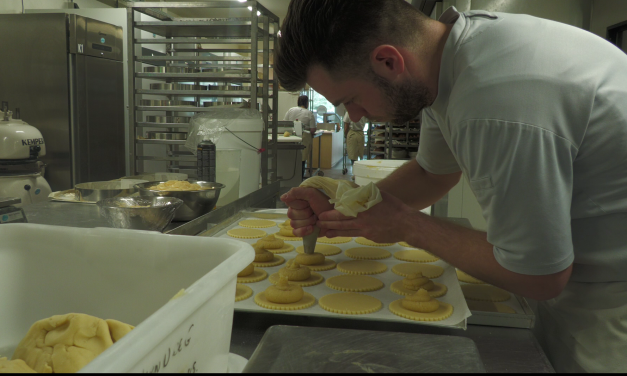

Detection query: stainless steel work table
xmin=231 ymin=312 xmax=554 ymax=373
xmin=20 ymin=193 xmax=553 ymax=373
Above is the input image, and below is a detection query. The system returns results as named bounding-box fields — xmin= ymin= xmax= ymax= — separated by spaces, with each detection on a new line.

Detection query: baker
xmin=343 ymin=111 xmax=366 ymax=180
xmin=283 ymin=95 xmax=317 ymax=179
xmin=275 ymin=0 xmax=627 ymax=373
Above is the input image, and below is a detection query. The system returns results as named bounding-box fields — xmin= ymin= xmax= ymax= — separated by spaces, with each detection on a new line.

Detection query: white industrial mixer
xmin=0 ymin=102 xmax=52 ymax=207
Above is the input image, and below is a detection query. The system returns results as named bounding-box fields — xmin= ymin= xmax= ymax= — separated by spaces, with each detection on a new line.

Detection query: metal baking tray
xmin=149 ymin=83 xmax=208 ymax=91
xmin=144 ymin=116 xmax=191 ymax=124
xmin=202 ymin=209 xmax=471 ymax=330
xmin=465 ymin=290 xmax=536 ymax=329
xmin=145 ymin=131 xmax=188 ymax=140
xmin=139 ymin=99 xmax=196 ymax=107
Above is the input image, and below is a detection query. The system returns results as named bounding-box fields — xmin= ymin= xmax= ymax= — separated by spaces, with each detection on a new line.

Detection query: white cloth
xmin=284 ymin=106 xmax=316 ymax=133
xmin=300 ymin=177 xmax=382 ymax=217
xmin=417 ymin=6 xmax=627 ymax=282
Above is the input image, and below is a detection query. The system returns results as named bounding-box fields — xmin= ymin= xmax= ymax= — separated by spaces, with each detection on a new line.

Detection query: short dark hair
xmin=275 ymin=0 xmax=430 ymax=91
xmin=297 ymin=95 xmax=309 ymax=107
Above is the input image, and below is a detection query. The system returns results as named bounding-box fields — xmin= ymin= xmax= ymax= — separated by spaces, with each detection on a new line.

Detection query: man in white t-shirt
xmin=275 ymin=0 xmax=627 ymax=372
xmin=283 ymin=95 xmax=317 ymax=178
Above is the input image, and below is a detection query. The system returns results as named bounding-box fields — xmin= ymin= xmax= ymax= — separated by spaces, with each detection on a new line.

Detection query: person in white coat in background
xmin=284 ymin=95 xmax=317 ymax=179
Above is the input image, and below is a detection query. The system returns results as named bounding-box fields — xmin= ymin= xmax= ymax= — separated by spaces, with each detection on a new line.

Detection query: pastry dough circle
xmin=254 ymin=292 xmax=316 ymax=311
xmin=317 ymin=236 xmax=352 ymax=244
xmin=389 ymin=300 xmax=454 ymax=322
xmin=399 ymin=241 xmax=413 ymax=247
xmin=461 ymin=284 xmax=511 ymax=302
xmin=391 ymin=280 xmax=448 ymax=298
xmin=466 ymin=300 xmax=516 ymax=313
xmin=393 ymin=249 xmax=439 ymax=263
xmin=236 ymin=268 xmax=268 ymax=283
xmin=265 ymin=243 xmax=295 ymax=254
xmin=337 ymin=260 xmax=387 ymax=275
xmin=235 ymin=284 xmax=253 ymax=302
xmin=319 ymin=292 xmax=382 ymax=315
xmin=269 ymin=272 xmax=324 ymax=287
xmin=391 ymin=263 xmax=444 ymax=279
xmin=456 ymin=270 xmax=485 ymax=284
xmin=345 ymin=247 xmax=391 ymax=260
xmin=252 ymin=255 xmax=285 ymax=268
xmin=326 ymin=275 xmax=384 ymax=292
xmin=238 ymin=219 xmax=277 ymax=228
xmin=355 ymin=237 xmax=395 ymax=247
xmin=274 ymin=233 xmax=303 ymax=241
xmin=227 ymin=228 xmax=267 ymax=239
xmin=295 ymin=244 xmax=342 ymax=256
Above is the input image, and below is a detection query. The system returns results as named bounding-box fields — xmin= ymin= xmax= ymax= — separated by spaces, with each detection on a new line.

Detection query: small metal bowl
xmin=75 ymin=180 xmax=147 ymax=202
xmin=135 ymin=180 xmax=225 ymax=221
xmin=97 ymin=197 xmax=184 ymax=232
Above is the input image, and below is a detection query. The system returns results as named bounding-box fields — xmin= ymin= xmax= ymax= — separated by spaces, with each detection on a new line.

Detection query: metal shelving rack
xmin=366 ymin=116 xmax=421 ymax=160
xmin=124 ymin=1 xmax=278 ymax=186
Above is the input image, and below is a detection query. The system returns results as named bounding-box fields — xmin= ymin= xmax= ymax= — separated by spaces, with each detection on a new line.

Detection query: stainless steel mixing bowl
xmin=135 ymin=180 xmax=225 ymax=221
xmin=97 ymin=197 xmax=184 ymax=232
xmin=75 ymin=180 xmax=147 ymax=202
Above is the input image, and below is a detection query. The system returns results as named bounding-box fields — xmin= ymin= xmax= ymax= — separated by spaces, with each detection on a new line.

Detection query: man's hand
xmin=317 ymin=191 xmax=419 ymax=243
xmin=280 ymin=187 xmax=334 ymax=237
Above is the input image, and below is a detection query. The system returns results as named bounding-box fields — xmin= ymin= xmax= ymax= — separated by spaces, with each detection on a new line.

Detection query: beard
xmin=368 ymin=70 xmax=434 ymax=125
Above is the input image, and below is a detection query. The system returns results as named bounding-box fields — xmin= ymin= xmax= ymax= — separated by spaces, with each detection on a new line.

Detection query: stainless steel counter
xmin=231 ymin=312 xmax=554 ymax=373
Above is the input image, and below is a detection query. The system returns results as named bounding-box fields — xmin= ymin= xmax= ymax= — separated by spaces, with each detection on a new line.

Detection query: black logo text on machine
xmin=21 ymin=138 xmax=45 ymax=146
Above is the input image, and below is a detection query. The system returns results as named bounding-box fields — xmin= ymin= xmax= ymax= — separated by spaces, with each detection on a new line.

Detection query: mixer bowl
xmin=97 ymin=197 xmax=184 ymax=232
xmin=135 ymin=180 xmax=225 ymax=221
xmin=75 ymin=180 xmax=147 ymax=202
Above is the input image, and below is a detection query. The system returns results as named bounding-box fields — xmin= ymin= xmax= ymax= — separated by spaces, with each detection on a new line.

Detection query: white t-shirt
xmin=343 ymin=112 xmax=367 ymax=132
xmin=283 ymin=106 xmax=316 ymax=133
xmin=417 ymin=7 xmax=627 ymax=282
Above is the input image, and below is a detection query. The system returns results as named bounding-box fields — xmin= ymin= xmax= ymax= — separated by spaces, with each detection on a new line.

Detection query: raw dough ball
xmin=253 ymin=243 xmax=275 ymax=262
xmin=283 ymin=131 xmax=291 ymax=137
xmin=12 ymin=313 xmax=134 ymax=373
xmin=256 ymin=234 xmax=285 ymax=249
xmin=238 ymin=262 xmax=255 ymax=277
xmin=106 ymin=319 xmax=134 ymax=343
xmin=403 ymin=272 xmax=435 ymax=291
xmin=264 ymin=274 xmax=304 ymax=303
xmin=294 ymin=252 xmax=326 ymax=265
xmin=278 ymin=261 xmax=311 ymax=281
xmin=401 ymin=289 xmax=440 ymax=313
xmin=0 ymin=358 xmax=36 ymax=373
xmin=238 ymin=219 xmax=277 ymax=228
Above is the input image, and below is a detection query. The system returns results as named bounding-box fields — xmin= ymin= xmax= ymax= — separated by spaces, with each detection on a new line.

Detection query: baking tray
xmin=202 ymin=209 xmax=471 ymax=330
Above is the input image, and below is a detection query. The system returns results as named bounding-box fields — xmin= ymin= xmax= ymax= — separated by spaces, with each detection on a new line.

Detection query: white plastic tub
xmin=353 ymin=159 xmax=408 ymax=185
xmin=0 ymin=224 xmax=254 ymax=373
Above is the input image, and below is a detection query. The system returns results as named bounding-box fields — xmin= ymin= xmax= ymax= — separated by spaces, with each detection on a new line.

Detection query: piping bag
xmin=299 ymin=177 xmax=383 ymax=254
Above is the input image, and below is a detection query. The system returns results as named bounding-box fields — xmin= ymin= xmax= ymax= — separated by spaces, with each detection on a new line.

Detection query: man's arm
xmin=377 ymin=159 xmax=461 ymax=210
xmin=316 ymin=192 xmax=572 ymax=301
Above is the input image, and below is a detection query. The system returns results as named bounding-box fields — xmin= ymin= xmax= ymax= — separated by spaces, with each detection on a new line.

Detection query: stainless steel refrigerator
xmin=0 ymin=13 xmax=125 ymax=191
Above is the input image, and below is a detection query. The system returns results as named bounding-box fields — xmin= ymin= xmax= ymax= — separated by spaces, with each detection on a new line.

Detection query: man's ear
xmin=370 ymin=45 xmax=405 ymax=81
